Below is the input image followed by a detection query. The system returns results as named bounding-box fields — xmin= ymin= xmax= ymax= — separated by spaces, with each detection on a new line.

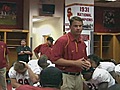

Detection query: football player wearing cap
xmin=8 ymin=61 xmax=40 ymax=89
xmin=82 ymin=67 xmax=115 ymax=90
xmin=34 ymin=36 xmax=54 ymax=59
xmin=15 ymin=67 xmax=63 ymax=90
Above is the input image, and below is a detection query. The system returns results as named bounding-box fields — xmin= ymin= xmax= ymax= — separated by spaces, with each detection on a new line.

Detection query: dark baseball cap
xmin=47 ymin=37 xmax=54 ymax=42
xmin=40 ymin=67 xmax=63 ymax=88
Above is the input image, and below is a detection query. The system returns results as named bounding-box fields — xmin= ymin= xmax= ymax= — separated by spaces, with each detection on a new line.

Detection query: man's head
xmin=47 ymin=37 xmax=54 ymax=46
xmin=39 ymin=67 xmax=63 ymax=89
xmin=14 ymin=61 xmax=27 ymax=74
xmin=81 ymin=67 xmax=95 ymax=81
xmin=38 ymin=55 xmax=49 ymax=69
xmin=69 ymin=16 xmax=83 ymax=36
xmin=88 ymin=54 xmax=102 ymax=68
xmin=21 ymin=39 xmax=26 ymax=46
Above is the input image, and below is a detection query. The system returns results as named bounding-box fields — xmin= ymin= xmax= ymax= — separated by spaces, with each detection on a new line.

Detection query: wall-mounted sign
xmin=65 ymin=3 xmax=94 ymax=32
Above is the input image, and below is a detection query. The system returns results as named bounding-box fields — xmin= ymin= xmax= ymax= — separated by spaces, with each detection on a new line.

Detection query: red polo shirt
xmin=16 ymin=85 xmax=59 ymax=90
xmin=51 ymin=32 xmax=87 ymax=72
xmin=0 ymin=41 xmax=9 ymax=68
xmin=34 ymin=43 xmax=53 ymax=59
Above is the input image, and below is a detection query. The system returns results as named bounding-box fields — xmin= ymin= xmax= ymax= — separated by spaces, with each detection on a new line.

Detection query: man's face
xmin=47 ymin=40 xmax=52 ymax=46
xmin=21 ymin=40 xmax=26 ymax=46
xmin=70 ymin=20 xmax=83 ymax=36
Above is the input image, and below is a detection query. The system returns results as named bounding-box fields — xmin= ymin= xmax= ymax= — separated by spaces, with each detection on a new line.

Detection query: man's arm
xmin=26 ymin=64 xmax=39 ymax=83
xmin=53 ymin=58 xmax=91 ymax=69
xmin=24 ymin=46 xmax=33 ymax=55
xmin=5 ymin=54 xmax=9 ymax=63
xmin=10 ymin=78 xmax=22 ymax=88
xmin=34 ymin=52 xmax=39 ymax=59
xmin=24 ymin=51 xmax=32 ymax=55
xmin=83 ymin=82 xmax=90 ymax=90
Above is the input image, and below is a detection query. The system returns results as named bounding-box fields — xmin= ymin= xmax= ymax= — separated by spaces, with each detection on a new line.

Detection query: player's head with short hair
xmin=38 ymin=55 xmax=49 ymax=69
xmin=69 ymin=16 xmax=83 ymax=26
xmin=21 ymin=39 xmax=26 ymax=46
xmin=81 ymin=67 xmax=95 ymax=81
xmin=14 ymin=61 xmax=27 ymax=74
xmin=39 ymin=67 xmax=63 ymax=89
xmin=47 ymin=37 xmax=54 ymax=44
xmin=88 ymin=54 xmax=102 ymax=68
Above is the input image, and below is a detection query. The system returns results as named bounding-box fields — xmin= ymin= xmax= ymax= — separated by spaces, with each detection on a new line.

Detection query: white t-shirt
xmin=28 ymin=59 xmax=55 ymax=69
xmin=115 ymin=64 xmax=120 ymax=76
xmin=98 ymin=62 xmax=115 ymax=72
xmin=28 ymin=60 xmax=43 ymax=74
xmin=84 ymin=68 xmax=115 ymax=90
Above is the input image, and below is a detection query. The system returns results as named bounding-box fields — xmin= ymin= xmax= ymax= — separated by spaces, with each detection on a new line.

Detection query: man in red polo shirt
xmin=50 ymin=16 xmax=91 ymax=90
xmin=34 ymin=37 xmax=54 ymax=59
xmin=0 ymin=36 xmax=9 ymax=90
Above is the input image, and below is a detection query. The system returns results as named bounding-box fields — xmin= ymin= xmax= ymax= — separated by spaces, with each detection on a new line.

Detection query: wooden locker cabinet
xmin=0 ymin=29 xmax=29 ymax=67
xmin=94 ymin=33 xmax=120 ymax=63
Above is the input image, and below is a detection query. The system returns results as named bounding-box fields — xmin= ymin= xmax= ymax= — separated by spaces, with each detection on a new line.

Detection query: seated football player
xmin=15 ymin=67 xmax=63 ymax=90
xmin=8 ymin=61 xmax=40 ymax=89
xmin=82 ymin=67 xmax=116 ymax=90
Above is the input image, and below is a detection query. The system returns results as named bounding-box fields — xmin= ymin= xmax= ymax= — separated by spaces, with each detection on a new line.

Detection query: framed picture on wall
xmin=0 ymin=0 xmax=23 ymax=29
xmin=0 ymin=2 xmax=17 ymax=25
xmin=103 ymin=10 xmax=115 ymax=28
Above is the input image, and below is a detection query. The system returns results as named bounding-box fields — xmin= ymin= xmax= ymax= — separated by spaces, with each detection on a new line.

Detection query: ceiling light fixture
xmin=105 ymin=0 xmax=116 ymax=1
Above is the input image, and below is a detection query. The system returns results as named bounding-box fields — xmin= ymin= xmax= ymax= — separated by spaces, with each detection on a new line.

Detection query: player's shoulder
xmin=55 ymin=34 xmax=69 ymax=46
xmin=9 ymin=66 xmax=16 ymax=73
xmin=59 ymin=35 xmax=67 ymax=41
xmin=8 ymin=66 xmax=17 ymax=77
xmin=100 ymin=62 xmax=115 ymax=66
xmin=28 ymin=59 xmax=38 ymax=64
xmin=92 ymin=68 xmax=109 ymax=79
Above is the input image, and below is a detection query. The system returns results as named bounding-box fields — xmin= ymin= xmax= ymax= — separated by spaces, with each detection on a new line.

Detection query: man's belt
xmin=63 ymin=71 xmax=80 ymax=76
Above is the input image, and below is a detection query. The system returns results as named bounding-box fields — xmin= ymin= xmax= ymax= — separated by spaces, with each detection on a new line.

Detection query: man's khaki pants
xmin=0 ymin=67 xmax=7 ymax=90
xmin=61 ymin=73 xmax=83 ymax=90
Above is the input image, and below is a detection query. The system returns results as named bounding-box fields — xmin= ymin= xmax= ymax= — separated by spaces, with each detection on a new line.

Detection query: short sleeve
xmin=34 ymin=45 xmax=41 ymax=53
xmin=92 ymin=68 xmax=111 ymax=83
xmin=8 ymin=67 xmax=16 ymax=78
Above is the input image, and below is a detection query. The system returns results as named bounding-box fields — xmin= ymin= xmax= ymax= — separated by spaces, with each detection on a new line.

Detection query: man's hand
xmin=74 ymin=58 xmax=91 ymax=70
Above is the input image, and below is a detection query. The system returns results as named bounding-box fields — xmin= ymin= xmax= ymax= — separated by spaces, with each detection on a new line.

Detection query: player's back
xmin=93 ymin=68 xmax=115 ymax=88
xmin=28 ymin=59 xmax=43 ymax=74
xmin=98 ymin=62 xmax=115 ymax=72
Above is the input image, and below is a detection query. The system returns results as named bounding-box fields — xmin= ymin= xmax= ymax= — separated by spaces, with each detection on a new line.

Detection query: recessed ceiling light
xmin=106 ymin=0 xmax=116 ymax=1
